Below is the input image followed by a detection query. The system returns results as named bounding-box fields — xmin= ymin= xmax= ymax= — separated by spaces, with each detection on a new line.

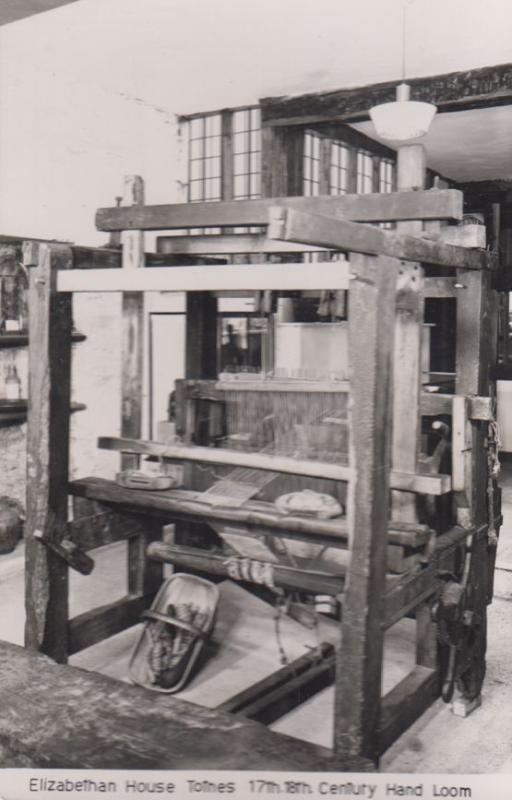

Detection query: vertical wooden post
xmin=119 ymin=176 xmax=163 ymax=599
xmin=335 ymin=253 xmax=398 ymax=766
xmin=391 ymin=144 xmax=426 ymax=523
xmin=185 ymin=293 xmax=218 ymax=380
xmin=452 ymin=269 xmax=497 ymax=709
xmin=121 ymin=175 xmax=145 ymax=471
xmin=455 ymin=270 xmax=491 ymax=525
xmin=24 ymin=242 xmax=73 ymax=663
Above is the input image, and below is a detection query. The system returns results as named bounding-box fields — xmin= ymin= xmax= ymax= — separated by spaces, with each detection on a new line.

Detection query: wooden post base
xmin=451 ymin=691 xmax=482 ymax=718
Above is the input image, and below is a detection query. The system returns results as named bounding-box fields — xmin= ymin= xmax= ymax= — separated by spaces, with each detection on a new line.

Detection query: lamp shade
xmin=369 ymin=83 xmax=437 ymax=142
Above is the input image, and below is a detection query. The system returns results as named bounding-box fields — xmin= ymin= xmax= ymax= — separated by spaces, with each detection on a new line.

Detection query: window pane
xmin=190 ymin=138 xmax=203 ymax=160
xmin=190 ymin=118 xmax=204 ymax=139
xmin=234 ymin=153 xmax=247 ymax=175
xmin=190 ymin=181 xmax=203 ymax=201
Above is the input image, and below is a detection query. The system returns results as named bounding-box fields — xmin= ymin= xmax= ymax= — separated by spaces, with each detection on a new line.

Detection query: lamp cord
xmin=402 ymin=0 xmax=415 ymax=83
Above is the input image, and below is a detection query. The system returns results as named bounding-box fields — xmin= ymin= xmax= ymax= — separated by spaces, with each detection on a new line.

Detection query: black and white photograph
xmin=0 ymin=0 xmax=511 ymax=795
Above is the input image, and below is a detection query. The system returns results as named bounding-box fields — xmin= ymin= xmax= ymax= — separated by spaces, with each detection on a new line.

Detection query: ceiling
xmin=352 ymin=105 xmax=512 ymax=184
xmin=0 ymin=0 xmax=79 ymax=27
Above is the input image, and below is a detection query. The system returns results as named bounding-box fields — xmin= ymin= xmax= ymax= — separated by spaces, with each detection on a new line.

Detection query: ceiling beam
xmin=261 ymin=63 xmax=512 ymax=127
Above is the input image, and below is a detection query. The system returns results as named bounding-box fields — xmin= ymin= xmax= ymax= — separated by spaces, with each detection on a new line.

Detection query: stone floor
xmin=2 ymin=462 xmax=512 ymax=772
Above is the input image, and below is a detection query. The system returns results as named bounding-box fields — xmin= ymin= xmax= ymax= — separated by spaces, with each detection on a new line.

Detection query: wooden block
xmin=451 ymin=692 xmax=482 ymax=718
xmin=268 ymin=206 xmax=494 ymax=271
xmin=429 ymin=224 xmax=486 ymax=249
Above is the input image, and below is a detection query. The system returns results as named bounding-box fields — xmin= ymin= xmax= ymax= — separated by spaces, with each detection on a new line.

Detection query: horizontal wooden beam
xmin=378 ymin=666 xmax=439 ymax=754
xmin=147 ymin=542 xmax=345 ymax=595
xmin=217 ymin=643 xmax=336 ymax=724
xmin=261 ymin=62 xmax=512 ymax=126
xmin=68 ymin=595 xmax=151 ymax=655
xmin=157 ymin=233 xmax=330 ymax=255
xmin=68 ymin=510 xmax=145 ymax=552
xmin=215 ymin=379 xmax=350 ymax=393
xmin=183 ymin=379 xmax=491 ymax=420
xmin=420 ymin=392 xmax=492 ymax=420
xmin=69 ymin=477 xmax=432 ymax=549
xmin=57 ymin=262 xmax=349 ymax=293
xmin=99 ymin=435 xmax=352 ymax=481
xmin=97 ymin=436 xmax=451 ymax=494
xmin=269 ymin=207 xmax=495 ymax=271
xmin=96 ymin=191 xmax=463 ymax=231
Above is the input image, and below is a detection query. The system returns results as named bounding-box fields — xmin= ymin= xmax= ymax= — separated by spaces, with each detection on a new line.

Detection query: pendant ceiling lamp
xmin=369 ymin=1 xmax=437 ymax=142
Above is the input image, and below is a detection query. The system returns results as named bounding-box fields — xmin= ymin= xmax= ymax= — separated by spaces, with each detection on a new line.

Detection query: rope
xmin=224 ymin=556 xmax=275 ymax=589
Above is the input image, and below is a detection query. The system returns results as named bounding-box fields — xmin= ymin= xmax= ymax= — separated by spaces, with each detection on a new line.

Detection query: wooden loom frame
xmin=21 ymin=177 xmax=503 ymax=770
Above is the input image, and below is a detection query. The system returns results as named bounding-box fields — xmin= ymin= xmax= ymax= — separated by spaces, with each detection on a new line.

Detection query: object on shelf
xmin=129 ymin=574 xmax=219 ymax=693
xmin=115 ymin=470 xmax=178 ymax=491
xmin=275 ymin=489 xmax=344 ymax=520
xmin=4 ymin=364 xmax=21 ymax=401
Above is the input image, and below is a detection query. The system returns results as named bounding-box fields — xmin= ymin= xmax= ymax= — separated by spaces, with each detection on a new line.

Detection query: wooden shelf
xmin=0 ymin=331 xmax=86 ymax=348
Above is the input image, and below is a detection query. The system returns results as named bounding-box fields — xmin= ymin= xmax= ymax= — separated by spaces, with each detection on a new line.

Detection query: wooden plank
xmin=378 ymin=666 xmax=439 ymax=755
xmin=420 ymin=392 xmax=492 ymax=420
xmin=95 ymin=190 xmax=463 ymax=231
xmin=224 ymin=647 xmax=336 ymax=725
xmin=97 ymin=435 xmax=451 ymax=493
xmin=0 ymin=640 xmax=345 ymax=770
xmin=156 ymin=233 xmax=331 ymax=255
xmin=24 ymin=242 xmax=73 ymax=663
xmin=68 ymin=595 xmax=150 ymax=655
xmin=57 ymin=262 xmax=350 ymax=293
xmin=69 ymin=477 xmax=432 ymax=549
xmin=147 ymin=542 xmax=346 ymax=595
xmin=260 ymin=62 xmax=512 ymax=126
xmin=452 ymin=395 xmax=472 ymax=493
xmin=218 ymin=643 xmax=335 ymax=714
xmin=335 ymin=253 xmax=398 ymax=763
xmin=269 ymin=206 xmax=494 ymax=271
